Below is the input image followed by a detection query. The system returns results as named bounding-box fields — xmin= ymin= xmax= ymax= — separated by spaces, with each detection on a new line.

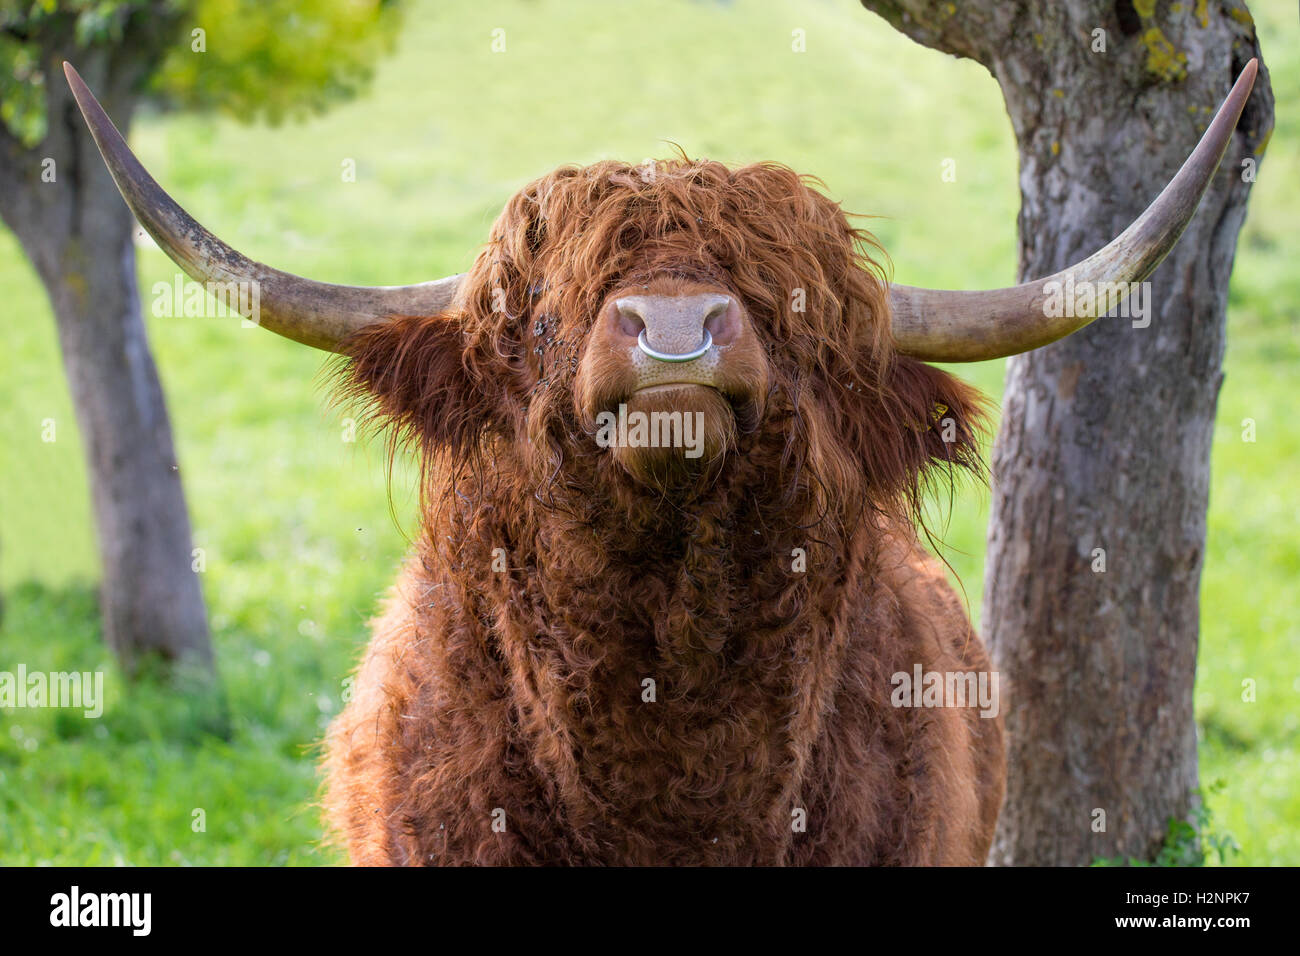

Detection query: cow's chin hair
xmin=603 ymin=384 xmax=737 ymax=493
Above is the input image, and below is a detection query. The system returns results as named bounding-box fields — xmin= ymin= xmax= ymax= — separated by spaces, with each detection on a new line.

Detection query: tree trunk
xmin=858 ymin=1 xmax=1272 ymax=863
xmin=0 ymin=46 xmax=212 ymax=674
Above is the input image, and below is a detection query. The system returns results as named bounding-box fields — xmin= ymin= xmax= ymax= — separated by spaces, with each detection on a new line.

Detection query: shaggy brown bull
xmin=66 ymin=60 xmax=1255 ymax=865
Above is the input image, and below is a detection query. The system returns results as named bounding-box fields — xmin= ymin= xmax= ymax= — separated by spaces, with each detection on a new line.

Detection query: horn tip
xmin=1230 ymin=58 xmax=1259 ymax=113
xmin=63 ymin=61 xmax=92 ymax=107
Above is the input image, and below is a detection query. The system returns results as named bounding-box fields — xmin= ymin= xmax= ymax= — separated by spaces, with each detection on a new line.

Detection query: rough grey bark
xmin=0 ymin=35 xmax=212 ymax=674
xmin=858 ymin=0 xmax=1272 ymax=864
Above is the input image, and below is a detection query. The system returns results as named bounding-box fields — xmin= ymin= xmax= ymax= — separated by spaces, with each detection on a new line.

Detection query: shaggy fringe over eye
xmin=330 ymin=156 xmax=991 ymax=552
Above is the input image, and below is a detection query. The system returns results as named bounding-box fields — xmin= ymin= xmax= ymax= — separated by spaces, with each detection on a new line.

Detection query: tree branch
xmin=857 ymin=0 xmax=1027 ymax=68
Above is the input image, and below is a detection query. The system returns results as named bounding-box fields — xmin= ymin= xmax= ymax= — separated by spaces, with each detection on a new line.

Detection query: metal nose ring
xmin=636 ymin=328 xmax=712 ymax=363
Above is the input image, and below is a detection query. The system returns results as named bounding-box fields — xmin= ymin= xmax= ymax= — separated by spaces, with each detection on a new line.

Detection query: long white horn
xmin=890 ymin=59 xmax=1258 ymax=362
xmin=64 ymin=62 xmax=463 ymax=352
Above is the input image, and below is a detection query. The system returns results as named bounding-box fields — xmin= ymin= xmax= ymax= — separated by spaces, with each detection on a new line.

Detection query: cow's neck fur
xmin=427 ymin=427 xmax=876 ymax=864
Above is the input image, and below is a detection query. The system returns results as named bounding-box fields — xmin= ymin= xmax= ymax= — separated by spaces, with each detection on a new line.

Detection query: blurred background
xmin=0 ymin=0 xmax=1294 ymax=864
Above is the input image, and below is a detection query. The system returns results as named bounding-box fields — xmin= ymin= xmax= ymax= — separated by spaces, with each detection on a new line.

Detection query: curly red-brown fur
xmin=323 ymin=158 xmax=1005 ymax=865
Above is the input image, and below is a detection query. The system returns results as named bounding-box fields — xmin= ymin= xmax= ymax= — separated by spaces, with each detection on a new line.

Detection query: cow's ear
xmin=336 ymin=312 xmax=494 ymax=456
xmin=878 ymin=355 xmax=990 ymax=491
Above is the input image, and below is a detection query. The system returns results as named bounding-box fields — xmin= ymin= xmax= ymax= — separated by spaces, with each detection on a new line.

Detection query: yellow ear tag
xmin=924 ymin=402 xmax=949 ymax=431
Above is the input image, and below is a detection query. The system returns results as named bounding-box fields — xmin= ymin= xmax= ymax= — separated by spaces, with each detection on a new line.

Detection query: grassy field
xmin=0 ymin=0 xmax=1294 ymax=865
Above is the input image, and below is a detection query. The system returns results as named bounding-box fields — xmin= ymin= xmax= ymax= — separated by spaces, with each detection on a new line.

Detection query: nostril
xmin=614 ymin=301 xmax=647 ymax=339
xmin=703 ymin=301 xmax=734 ymax=343
xmin=620 ymin=311 xmax=646 ymax=339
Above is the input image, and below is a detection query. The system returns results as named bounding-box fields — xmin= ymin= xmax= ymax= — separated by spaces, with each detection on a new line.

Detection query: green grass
xmin=1 ymin=0 xmax=1295 ymax=864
